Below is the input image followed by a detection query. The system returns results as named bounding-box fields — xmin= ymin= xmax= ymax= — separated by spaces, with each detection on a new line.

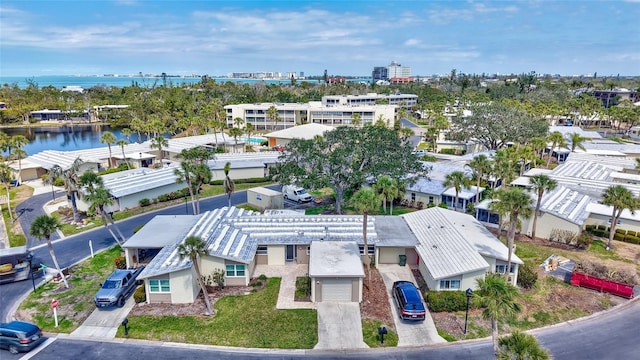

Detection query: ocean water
xmin=0 ymin=75 xmax=371 ymax=89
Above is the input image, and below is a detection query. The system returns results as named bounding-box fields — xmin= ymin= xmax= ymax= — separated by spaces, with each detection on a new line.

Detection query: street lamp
xmin=26 ymin=253 xmax=36 ymax=292
xmin=464 ymin=288 xmax=473 ymax=334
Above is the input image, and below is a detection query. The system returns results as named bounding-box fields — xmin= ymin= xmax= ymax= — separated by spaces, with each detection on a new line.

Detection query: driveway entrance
xmin=70 ymin=297 xmax=135 ymax=338
xmin=377 ymin=264 xmax=446 ymax=346
xmin=314 ymin=302 xmax=368 ymax=350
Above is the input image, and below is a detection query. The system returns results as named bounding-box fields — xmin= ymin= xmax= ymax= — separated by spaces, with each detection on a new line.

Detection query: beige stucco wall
xmin=402 ymin=191 xmax=440 ymax=207
xmin=296 ymin=245 xmax=310 ymax=264
xmin=225 ymin=259 xmax=250 ymax=286
xmin=406 ymin=248 xmax=418 ymax=266
xmin=418 ymin=259 xmax=437 ymax=290
xmin=459 ymin=269 xmax=487 ymax=291
xmin=377 ymin=247 xmax=406 ymax=264
xmin=211 ymin=168 xmax=266 ymax=181
xmin=585 ymin=214 xmax=640 ymax=234
xmin=200 ymin=256 xmax=225 ymax=279
xmin=170 ymin=268 xmax=199 ymax=304
xmin=523 ymin=213 xmax=581 ymax=240
xmin=268 ymin=245 xmax=285 ymax=265
xmin=117 ymin=183 xmax=187 ymax=211
xmin=145 ymin=274 xmax=171 ymax=304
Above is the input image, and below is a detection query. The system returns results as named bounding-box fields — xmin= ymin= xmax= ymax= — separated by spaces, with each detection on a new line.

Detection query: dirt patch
xmin=360 ymin=267 xmax=395 ymax=330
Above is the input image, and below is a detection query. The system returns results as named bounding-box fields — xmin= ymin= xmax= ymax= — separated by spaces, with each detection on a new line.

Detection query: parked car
xmin=94 ymin=266 xmax=144 ymax=308
xmin=0 ymin=321 xmax=46 ymax=354
xmin=411 ymin=149 xmax=426 ymax=156
xmin=392 ymin=280 xmax=426 ymax=321
xmin=282 ymin=185 xmax=313 ymax=203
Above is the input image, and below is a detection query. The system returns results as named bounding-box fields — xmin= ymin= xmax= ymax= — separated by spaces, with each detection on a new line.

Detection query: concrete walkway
xmin=314 ymin=302 xmax=368 ymax=350
xmin=253 ymin=263 xmax=316 ymax=309
xmin=70 ymin=297 xmax=135 ymax=338
xmin=377 ymin=264 xmax=446 ymax=346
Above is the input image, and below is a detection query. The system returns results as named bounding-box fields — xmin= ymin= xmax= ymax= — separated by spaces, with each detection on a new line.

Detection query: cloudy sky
xmin=1 ymin=0 xmax=639 ymax=77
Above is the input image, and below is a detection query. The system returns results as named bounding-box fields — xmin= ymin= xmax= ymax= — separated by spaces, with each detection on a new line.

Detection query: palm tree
xmin=121 ymin=128 xmax=132 ymax=142
xmin=150 ymin=136 xmax=169 ymax=166
xmin=0 ymin=163 xmax=15 ymax=222
xmin=569 ymin=132 xmax=588 ymax=152
xmin=116 ymin=139 xmax=130 ymax=170
xmin=497 ymin=330 xmax=551 ymax=360
xmin=100 ymin=131 xmax=117 ymax=168
xmin=466 ymin=154 xmax=492 ymax=208
xmin=175 ymin=161 xmax=198 ymax=214
xmin=244 ymin=123 xmax=255 ymax=142
xmin=473 ymin=273 xmax=521 ymax=355
xmin=177 ymin=235 xmax=214 ymax=316
xmin=83 ymin=185 xmax=124 ymax=246
xmin=10 ymin=135 xmax=28 ymax=184
xmin=50 ymin=157 xmax=84 ymax=223
xmin=352 ymin=188 xmax=379 ymax=289
xmin=233 ymin=117 xmax=245 ymax=129
xmin=30 ymin=215 xmax=69 ymax=288
xmin=375 ymin=175 xmax=393 ymax=214
xmin=223 ymin=162 xmax=235 ymax=208
xmin=545 ymin=131 xmax=567 ymax=168
xmin=351 ymin=112 xmax=362 ymax=127
xmin=490 ymin=187 xmax=533 ymax=280
xmin=529 ymin=175 xmax=557 ymax=240
xmin=528 ymin=137 xmax=548 ymax=163
xmin=443 ymin=171 xmax=472 ymax=212
xmin=267 ymin=105 xmax=280 ymax=131
xmin=602 ymin=185 xmax=638 ymax=250
xmin=229 ymin=127 xmax=244 ymax=152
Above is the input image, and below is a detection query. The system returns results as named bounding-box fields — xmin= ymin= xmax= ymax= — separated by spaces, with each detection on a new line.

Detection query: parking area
xmin=377 ymin=264 xmax=446 ymax=346
xmin=314 ymin=302 xmax=368 ymax=350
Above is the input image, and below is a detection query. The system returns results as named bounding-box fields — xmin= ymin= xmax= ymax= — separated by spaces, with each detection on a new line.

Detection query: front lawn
xmin=119 ymin=277 xmax=318 ymax=349
xmin=362 ymin=319 xmax=398 ymax=347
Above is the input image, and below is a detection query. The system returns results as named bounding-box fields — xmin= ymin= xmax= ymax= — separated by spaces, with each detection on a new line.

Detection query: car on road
xmin=0 ymin=321 xmax=46 ymax=354
xmin=411 ymin=149 xmax=426 ymax=156
xmin=392 ymin=280 xmax=426 ymax=321
xmin=94 ymin=266 xmax=144 ymax=308
xmin=282 ymin=185 xmax=313 ymax=203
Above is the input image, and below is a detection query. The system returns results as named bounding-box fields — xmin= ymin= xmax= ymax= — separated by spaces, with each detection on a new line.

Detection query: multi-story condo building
xmin=387 ymin=61 xmax=412 ymax=82
xmin=592 ymin=88 xmax=640 ymax=108
xmin=224 ymin=93 xmax=411 ymax=131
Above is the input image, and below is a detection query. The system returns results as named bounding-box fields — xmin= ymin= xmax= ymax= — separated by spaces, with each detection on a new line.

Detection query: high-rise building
xmin=387 ymin=61 xmax=411 ymax=80
xmin=372 ymin=66 xmax=388 ymax=82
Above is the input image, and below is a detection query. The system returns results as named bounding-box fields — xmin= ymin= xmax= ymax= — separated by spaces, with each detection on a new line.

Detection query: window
xmin=359 ymin=245 xmax=375 ymax=255
xmin=226 ymin=264 xmax=246 ymax=277
xmin=439 ymin=279 xmax=461 ymax=290
xmin=607 ymin=218 xmax=621 ymax=225
xmin=149 ymin=279 xmax=170 ymax=293
xmin=256 ymin=246 xmax=268 ymax=255
xmin=495 ymin=264 xmax=516 ymax=274
xmin=306 ymin=246 xmax=311 ymax=256
xmin=411 ymin=193 xmax=416 ymax=202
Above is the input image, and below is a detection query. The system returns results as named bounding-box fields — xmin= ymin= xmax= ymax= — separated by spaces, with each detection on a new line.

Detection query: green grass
xmin=118 ymin=278 xmax=318 ymax=349
xmin=237 ymin=204 xmax=261 ymax=212
xmin=588 ymin=240 xmax=634 ymax=263
xmin=2 ymin=187 xmax=29 ymax=246
xmin=305 ymin=204 xmax=334 ymax=215
xmin=362 ymin=319 xmax=398 ymax=347
xmin=437 ymin=328 xmax=457 ymax=342
xmin=18 ymin=246 xmax=122 ymax=333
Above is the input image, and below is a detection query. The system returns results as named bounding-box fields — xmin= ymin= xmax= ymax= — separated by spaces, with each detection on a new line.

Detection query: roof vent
xmin=432 ymin=244 xmax=438 ymax=249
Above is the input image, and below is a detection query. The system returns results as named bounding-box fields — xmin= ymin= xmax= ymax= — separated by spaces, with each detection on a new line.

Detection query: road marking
xmin=19 ymin=337 xmax=56 ymax=360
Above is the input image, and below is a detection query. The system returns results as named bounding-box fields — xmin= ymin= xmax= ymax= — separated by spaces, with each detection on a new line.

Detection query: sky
xmin=1 ymin=0 xmax=639 ymax=77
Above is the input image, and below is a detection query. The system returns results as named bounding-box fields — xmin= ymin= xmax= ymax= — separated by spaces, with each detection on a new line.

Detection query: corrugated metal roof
xmin=102 ymin=166 xmax=182 ymax=198
xmin=265 ymin=123 xmax=334 ymax=140
xmin=122 ymin=215 xmax=203 ymax=249
xmin=401 ymin=208 xmax=490 ymax=280
xmin=539 ymin=186 xmax=592 ymax=225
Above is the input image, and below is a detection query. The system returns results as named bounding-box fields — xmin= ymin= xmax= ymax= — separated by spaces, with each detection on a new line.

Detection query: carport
xmin=309 ymin=241 xmax=364 ymax=303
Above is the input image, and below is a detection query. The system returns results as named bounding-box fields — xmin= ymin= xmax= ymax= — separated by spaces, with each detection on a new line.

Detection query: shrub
xmin=133 ymin=285 xmax=146 ymax=303
xmin=424 ymin=291 xmax=469 ymax=312
xmin=585 ymin=225 xmax=596 ymax=233
xmin=416 ymin=201 xmax=424 ymax=210
xmin=615 ymin=228 xmax=627 ymax=235
xmin=549 ymin=229 xmax=577 ymax=245
xmin=626 ymin=230 xmax=637 ymax=237
xmin=54 ymin=178 xmax=65 ymax=187
xmin=597 ymin=225 xmax=606 ymax=231
xmin=438 ymin=202 xmax=449 ymax=209
xmin=592 ymin=229 xmax=605 ymax=237
xmin=614 ymin=232 xmax=625 ymax=241
xmin=210 ymin=268 xmax=225 ymax=290
xmin=517 ymin=262 xmax=538 ymax=289
xmin=576 ymin=232 xmax=594 ymax=249
xmin=114 ymin=256 xmax=126 ymax=269
xmin=439 ymin=148 xmax=457 ymax=155
xmin=258 ymin=274 xmax=267 ymax=281
xmin=139 ymin=198 xmax=150 ymax=207
xmin=295 ymin=276 xmax=311 ymax=298
xmin=624 ymin=235 xmax=640 ymax=244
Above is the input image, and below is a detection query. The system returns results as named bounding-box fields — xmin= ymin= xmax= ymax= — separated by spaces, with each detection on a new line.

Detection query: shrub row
xmin=139 ymin=188 xmax=190 ymax=207
xmin=209 ymin=177 xmax=271 ymax=186
xmin=424 ymin=290 xmax=472 ymax=312
xmin=585 ymin=226 xmax=639 ymax=245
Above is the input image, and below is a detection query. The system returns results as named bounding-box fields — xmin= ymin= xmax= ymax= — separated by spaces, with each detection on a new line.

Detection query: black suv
xmin=392 ymin=280 xmax=426 ymax=321
xmin=0 ymin=321 xmax=46 ymax=354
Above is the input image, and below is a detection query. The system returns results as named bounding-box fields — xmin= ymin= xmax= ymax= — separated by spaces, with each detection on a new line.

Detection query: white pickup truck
xmin=282 ymin=185 xmax=313 ymax=203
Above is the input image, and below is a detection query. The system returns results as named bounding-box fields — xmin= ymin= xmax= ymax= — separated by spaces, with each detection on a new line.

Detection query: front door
xmin=286 ymin=245 xmax=297 ymax=262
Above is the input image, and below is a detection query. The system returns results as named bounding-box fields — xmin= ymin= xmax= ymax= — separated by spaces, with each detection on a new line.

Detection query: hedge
xmin=615 ymin=228 xmax=627 ymax=235
xmin=134 ymin=285 xmax=146 ymax=303
xmin=614 ymin=232 xmax=626 ymax=241
xmin=210 ymin=177 xmax=272 ymax=185
xmin=624 ymin=235 xmax=640 ymax=244
xmin=424 ymin=291 xmax=470 ymax=312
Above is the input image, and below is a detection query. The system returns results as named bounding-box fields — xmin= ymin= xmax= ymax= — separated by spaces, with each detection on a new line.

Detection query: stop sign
xmin=51 ymin=299 xmax=59 ymax=309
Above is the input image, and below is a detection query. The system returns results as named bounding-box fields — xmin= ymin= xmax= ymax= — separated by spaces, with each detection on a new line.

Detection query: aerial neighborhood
xmin=1 ymin=66 xmax=639 ymax=358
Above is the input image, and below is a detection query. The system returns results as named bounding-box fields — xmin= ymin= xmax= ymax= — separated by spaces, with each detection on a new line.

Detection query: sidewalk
xmin=0 ymin=204 xmax=9 ymax=249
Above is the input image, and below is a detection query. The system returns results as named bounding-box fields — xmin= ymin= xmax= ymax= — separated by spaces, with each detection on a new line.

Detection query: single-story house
xmin=264 ymin=123 xmax=334 ymax=148
xmin=208 ymin=152 xmax=280 ymax=181
xmin=584 ymin=202 xmax=640 ymax=234
xmin=132 ymin=206 xmax=519 ymax=305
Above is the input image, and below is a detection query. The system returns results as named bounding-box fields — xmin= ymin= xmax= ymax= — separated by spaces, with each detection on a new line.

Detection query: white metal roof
xmin=538 ymin=186 xmax=592 ymax=225
xmin=265 ymin=123 xmax=334 ymax=140
xmin=122 ymin=215 xmax=203 ymax=249
xmin=101 ymin=166 xmax=181 ymax=198
xmin=441 ymin=186 xmax=484 ymax=200
xmin=586 ymin=203 xmax=640 ymax=221
xmin=308 ymin=241 xmax=364 ymax=278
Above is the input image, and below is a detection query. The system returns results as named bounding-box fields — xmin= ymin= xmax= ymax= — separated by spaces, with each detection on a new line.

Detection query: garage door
xmin=322 ymin=278 xmax=353 ymax=302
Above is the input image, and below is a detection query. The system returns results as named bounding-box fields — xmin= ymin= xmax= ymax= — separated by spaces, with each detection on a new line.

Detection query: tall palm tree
xmin=351 ymin=112 xmax=362 ymax=127
xmin=352 ymin=188 xmax=379 ymax=289
xmin=529 ymin=174 xmax=557 ymax=240
xmin=569 ymin=132 xmax=588 ymax=152
xmin=244 ymin=123 xmax=255 ymax=143
xmin=175 ymin=161 xmax=198 ymax=214
xmin=497 ymin=330 xmax=551 ymax=360
xmin=121 ymin=128 xmax=132 ymax=142
xmin=100 ymin=131 xmax=117 ymax=168
xmin=30 ymin=215 xmax=69 ymax=288
xmin=267 ymin=105 xmax=280 ymax=131
xmin=602 ymin=185 xmax=638 ymax=250
xmin=150 ymin=136 xmax=169 ymax=166
xmin=0 ymin=163 xmax=15 ymax=222
xmin=10 ymin=135 xmax=29 ymax=184
xmin=528 ymin=137 xmax=548 ymax=163
xmin=223 ymin=162 xmax=235 ymax=208
xmin=490 ymin=187 xmax=533 ymax=280
xmin=473 ymin=274 xmax=521 ymax=355
xmin=443 ymin=171 xmax=472 ymax=212
xmin=466 ymin=154 xmax=492 ymax=208
xmin=374 ymin=175 xmax=393 ymax=214
xmin=177 ymin=235 xmax=214 ymax=316
xmin=50 ymin=157 xmax=84 ymax=223
xmin=229 ymin=127 xmax=244 ymax=152
xmin=116 ymin=139 xmax=130 ymax=170
xmin=545 ymin=131 xmax=567 ymax=168
xmin=83 ymin=185 xmax=124 ymax=246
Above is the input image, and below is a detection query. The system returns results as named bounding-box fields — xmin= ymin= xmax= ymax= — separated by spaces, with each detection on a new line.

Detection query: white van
xmin=282 ymin=185 xmax=313 ymax=203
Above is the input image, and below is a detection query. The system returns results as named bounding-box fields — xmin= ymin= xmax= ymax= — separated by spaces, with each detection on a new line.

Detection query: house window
xmin=607 ymin=218 xmax=621 ymax=225
xmin=256 ymin=246 xmax=268 ymax=255
xmin=306 ymin=246 xmax=311 ymax=256
xmin=149 ymin=279 xmax=170 ymax=293
xmin=226 ymin=264 xmax=246 ymax=277
xmin=428 ymin=196 xmax=434 ymax=204
xmin=495 ymin=264 xmax=516 ymax=274
xmin=411 ymin=193 xmax=416 ymax=202
xmin=439 ymin=279 xmax=461 ymax=290
xmin=358 ymin=245 xmax=375 ymax=255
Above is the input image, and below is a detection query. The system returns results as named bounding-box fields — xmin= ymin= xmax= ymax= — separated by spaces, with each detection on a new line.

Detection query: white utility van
xmin=282 ymin=185 xmax=313 ymax=203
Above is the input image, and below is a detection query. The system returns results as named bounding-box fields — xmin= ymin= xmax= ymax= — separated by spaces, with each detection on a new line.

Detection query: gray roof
xmin=26 ymin=150 xmax=96 ymax=170
xmin=207 ymin=152 xmax=280 ymax=170
xmin=406 ymin=177 xmax=446 ymax=195
xmin=402 ymin=208 xmax=514 ymax=280
xmin=122 ymin=215 xmax=203 ymax=249
xmin=372 ymin=216 xmax=418 ymax=247
xmin=308 ymin=241 xmax=364 ymax=278
xmin=102 ymin=166 xmax=182 ymax=198
xmin=548 ymin=126 xmax=602 ymax=139
xmin=538 ymin=185 xmax=592 ymax=225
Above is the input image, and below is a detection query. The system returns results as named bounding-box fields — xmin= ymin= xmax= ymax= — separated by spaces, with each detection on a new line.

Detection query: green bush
xmin=615 ymin=228 xmax=627 ymax=235
xmin=517 ymin=262 xmax=538 ymax=289
xmin=585 ymin=225 xmax=596 ymax=233
xmin=210 ymin=177 xmax=270 ymax=186
xmin=139 ymin=198 xmax=150 ymax=207
xmin=614 ymin=232 xmax=625 ymax=241
xmin=99 ymin=163 xmax=131 ymax=175
xmin=576 ymin=232 xmax=594 ymax=249
xmin=597 ymin=225 xmax=606 ymax=231
xmin=425 ymin=291 xmax=469 ymax=312
xmin=295 ymin=276 xmax=311 ymax=298
xmin=624 ymin=235 xmax=640 ymax=244
xmin=54 ymin=178 xmax=65 ymax=187
xmin=133 ymin=285 xmax=146 ymax=303
xmin=626 ymin=230 xmax=637 ymax=237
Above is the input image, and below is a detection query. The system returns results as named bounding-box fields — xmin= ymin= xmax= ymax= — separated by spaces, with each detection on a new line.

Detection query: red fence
xmin=570 ymin=272 xmax=634 ymax=299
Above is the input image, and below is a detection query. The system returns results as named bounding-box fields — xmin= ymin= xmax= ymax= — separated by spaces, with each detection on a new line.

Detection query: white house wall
xmin=267 ymin=245 xmax=286 ymax=265
xmin=378 ymin=247 xmax=406 ymax=264
xmin=117 ymin=183 xmax=187 ymax=211
xmin=523 ymin=213 xmax=582 ymax=240
xmin=169 ymin=268 xmax=198 ymax=304
xmin=211 ymin=168 xmax=266 ymax=181
xmin=585 ymin=213 xmax=640 ymax=233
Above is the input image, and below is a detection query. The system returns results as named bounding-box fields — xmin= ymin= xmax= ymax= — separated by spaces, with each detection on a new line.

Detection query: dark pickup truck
xmin=93 ymin=266 xmax=144 ymax=308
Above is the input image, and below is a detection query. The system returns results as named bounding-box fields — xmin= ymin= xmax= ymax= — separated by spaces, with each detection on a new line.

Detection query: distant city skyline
xmin=1 ymin=0 xmax=639 ymax=77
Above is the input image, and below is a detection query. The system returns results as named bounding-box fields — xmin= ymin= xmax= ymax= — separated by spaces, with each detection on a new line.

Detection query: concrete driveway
xmin=314 ymin=302 xmax=368 ymax=350
xmin=377 ymin=264 xmax=446 ymax=346
xmin=70 ymin=297 xmax=135 ymax=338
